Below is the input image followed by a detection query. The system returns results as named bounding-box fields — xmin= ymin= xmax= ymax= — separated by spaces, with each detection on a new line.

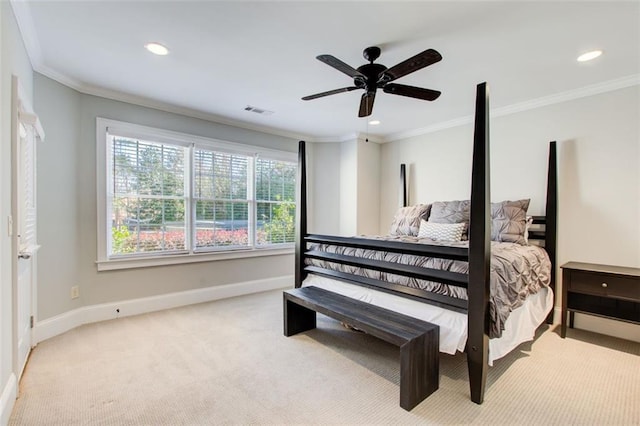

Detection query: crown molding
xmin=384 ymin=74 xmax=640 ymax=143
xmin=33 ymin=65 xmax=640 ymax=146
xmin=385 ymin=115 xmax=474 ymax=142
xmin=10 ymin=0 xmax=312 ymax=143
xmin=35 ymin=63 xmax=313 ymax=142
xmin=356 ymin=132 xmax=385 ymax=144
xmin=492 ymin=73 xmax=640 ymax=118
xmin=12 ymin=0 xmax=638 ymax=146
xmin=310 ymin=132 xmax=357 ymax=143
xmin=311 ymin=131 xmax=384 ymax=144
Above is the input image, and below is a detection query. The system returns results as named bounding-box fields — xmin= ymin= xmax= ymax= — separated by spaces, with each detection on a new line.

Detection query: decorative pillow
xmin=418 ymin=220 xmax=465 ymax=242
xmin=389 ymin=204 xmax=432 ymax=236
xmin=490 ymin=199 xmax=530 ymax=245
xmin=428 ymin=200 xmax=471 ymax=239
xmin=524 ymin=215 xmax=534 ymax=244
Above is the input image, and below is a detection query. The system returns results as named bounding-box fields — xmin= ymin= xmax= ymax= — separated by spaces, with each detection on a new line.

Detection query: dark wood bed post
xmin=400 ymin=164 xmax=408 ymax=207
xmin=467 ymin=82 xmax=491 ymax=404
xmin=295 ymin=140 xmax=308 ymax=288
xmin=545 ymin=141 xmax=558 ymax=323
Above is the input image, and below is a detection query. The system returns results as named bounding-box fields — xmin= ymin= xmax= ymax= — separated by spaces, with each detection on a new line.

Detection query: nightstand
xmin=560 ymin=262 xmax=640 ymax=338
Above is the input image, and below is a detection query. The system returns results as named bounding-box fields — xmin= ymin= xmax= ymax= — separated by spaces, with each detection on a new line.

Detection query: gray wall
xmin=307 ymin=142 xmax=341 ymax=235
xmin=34 ymin=74 xmax=298 ymax=320
xmin=33 ymin=73 xmax=82 ymax=320
xmin=309 ymin=138 xmax=381 ymax=237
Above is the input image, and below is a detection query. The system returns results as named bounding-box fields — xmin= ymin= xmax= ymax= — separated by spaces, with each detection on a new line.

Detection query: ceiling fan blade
xmin=317 ymin=54 xmax=365 ymax=79
xmin=358 ymin=92 xmax=376 ymax=117
xmin=383 ymin=83 xmax=441 ymax=101
xmin=382 ymin=49 xmax=442 ymax=82
xmin=302 ymin=86 xmax=358 ymax=101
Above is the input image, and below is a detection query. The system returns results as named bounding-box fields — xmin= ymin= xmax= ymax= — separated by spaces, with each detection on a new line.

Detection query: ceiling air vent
xmin=244 ymin=105 xmax=274 ymax=115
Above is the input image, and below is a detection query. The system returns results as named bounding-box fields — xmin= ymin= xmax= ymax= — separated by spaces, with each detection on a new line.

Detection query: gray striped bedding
xmin=305 ymin=235 xmax=551 ymax=338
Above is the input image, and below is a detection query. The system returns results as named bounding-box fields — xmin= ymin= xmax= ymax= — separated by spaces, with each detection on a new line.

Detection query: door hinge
xmin=30 ymin=316 xmax=34 ymax=329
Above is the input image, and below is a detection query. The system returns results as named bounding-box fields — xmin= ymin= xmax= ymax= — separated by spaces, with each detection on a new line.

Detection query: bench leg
xmin=284 ymin=296 xmax=316 ymax=337
xmin=399 ymin=329 xmax=439 ymax=411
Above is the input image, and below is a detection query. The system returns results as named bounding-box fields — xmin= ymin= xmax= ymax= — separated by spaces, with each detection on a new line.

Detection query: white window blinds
xmin=99 ymin=118 xmax=297 ymax=263
xmin=18 ymin=122 xmax=38 ymax=253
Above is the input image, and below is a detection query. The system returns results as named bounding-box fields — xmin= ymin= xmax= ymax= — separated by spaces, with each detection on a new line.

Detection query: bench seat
xmin=283 ymin=286 xmax=439 ymax=411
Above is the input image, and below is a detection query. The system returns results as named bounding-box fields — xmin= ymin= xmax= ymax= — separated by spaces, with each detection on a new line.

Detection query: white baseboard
xmin=0 ymin=373 xmax=17 ymax=426
xmin=34 ymin=275 xmax=293 ymax=344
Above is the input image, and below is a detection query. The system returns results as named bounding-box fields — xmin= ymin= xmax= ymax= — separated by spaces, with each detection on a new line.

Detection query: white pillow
xmin=418 ymin=220 xmax=465 ymax=242
xmin=524 ymin=215 xmax=534 ymax=244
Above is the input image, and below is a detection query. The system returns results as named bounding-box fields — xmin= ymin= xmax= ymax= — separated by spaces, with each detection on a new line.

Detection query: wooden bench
xmin=283 ymin=286 xmax=440 ymax=411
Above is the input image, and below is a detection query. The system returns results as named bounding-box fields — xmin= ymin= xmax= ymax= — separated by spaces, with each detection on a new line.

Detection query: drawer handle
xmin=601 ymin=282 xmax=608 ymax=288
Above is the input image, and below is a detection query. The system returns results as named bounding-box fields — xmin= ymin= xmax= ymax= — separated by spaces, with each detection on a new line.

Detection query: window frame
xmin=96 ymin=118 xmax=297 ymax=271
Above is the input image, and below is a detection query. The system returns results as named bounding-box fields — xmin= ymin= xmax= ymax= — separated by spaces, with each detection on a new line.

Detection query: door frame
xmin=11 ymin=75 xmax=44 ymax=380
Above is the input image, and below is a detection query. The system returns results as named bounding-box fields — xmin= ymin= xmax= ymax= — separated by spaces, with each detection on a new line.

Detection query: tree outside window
xmin=108 ymin=134 xmax=296 ymax=258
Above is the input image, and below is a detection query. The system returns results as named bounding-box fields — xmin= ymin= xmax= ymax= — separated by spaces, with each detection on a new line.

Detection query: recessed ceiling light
xmin=145 ymin=42 xmax=169 ymax=56
xmin=368 ymin=120 xmax=381 ymax=125
xmin=577 ymin=50 xmax=602 ymax=62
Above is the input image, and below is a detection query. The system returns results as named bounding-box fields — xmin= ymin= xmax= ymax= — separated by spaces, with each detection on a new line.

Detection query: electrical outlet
xmin=71 ymin=286 xmax=80 ymax=299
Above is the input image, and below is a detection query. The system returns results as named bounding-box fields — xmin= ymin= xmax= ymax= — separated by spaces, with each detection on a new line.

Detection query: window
xmin=255 ymin=158 xmax=296 ymax=245
xmin=97 ymin=118 xmax=297 ymax=270
xmin=193 ymin=150 xmax=250 ymax=249
xmin=111 ymin=137 xmax=188 ymax=255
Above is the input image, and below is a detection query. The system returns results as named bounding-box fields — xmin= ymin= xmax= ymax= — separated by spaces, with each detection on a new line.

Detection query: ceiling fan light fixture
xmin=577 ymin=50 xmax=602 ymax=62
xmin=145 ymin=42 xmax=169 ymax=56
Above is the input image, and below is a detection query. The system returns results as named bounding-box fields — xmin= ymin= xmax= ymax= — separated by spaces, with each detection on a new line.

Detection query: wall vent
xmin=244 ymin=105 xmax=274 ymax=115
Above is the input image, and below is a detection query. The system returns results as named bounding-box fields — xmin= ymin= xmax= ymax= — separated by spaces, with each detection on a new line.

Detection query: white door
xmin=12 ymin=76 xmax=43 ymax=379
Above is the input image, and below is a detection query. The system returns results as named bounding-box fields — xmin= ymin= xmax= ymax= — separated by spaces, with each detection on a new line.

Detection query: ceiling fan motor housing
xmin=356 ymin=63 xmax=388 ymax=93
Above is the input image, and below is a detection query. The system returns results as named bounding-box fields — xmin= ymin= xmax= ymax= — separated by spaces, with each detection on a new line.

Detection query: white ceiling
xmin=13 ymin=1 xmax=640 ymax=141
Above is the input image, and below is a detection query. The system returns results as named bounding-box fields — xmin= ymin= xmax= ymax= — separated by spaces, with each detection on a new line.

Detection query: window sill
xmin=96 ymin=246 xmax=294 ymax=271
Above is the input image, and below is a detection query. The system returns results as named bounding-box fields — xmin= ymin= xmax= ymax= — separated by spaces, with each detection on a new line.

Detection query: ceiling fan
xmin=302 ymin=46 xmax=442 ymax=117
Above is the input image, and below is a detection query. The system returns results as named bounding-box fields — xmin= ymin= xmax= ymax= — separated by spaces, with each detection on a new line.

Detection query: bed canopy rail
xmin=293 ymin=81 xmax=558 ymax=405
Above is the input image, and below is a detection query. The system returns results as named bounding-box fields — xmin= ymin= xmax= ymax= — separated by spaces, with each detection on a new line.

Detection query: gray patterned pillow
xmin=491 ymin=199 xmax=530 ymax=245
xmin=389 ymin=204 xmax=432 ymax=236
xmin=428 ymin=200 xmax=471 ymax=239
xmin=418 ymin=220 xmax=465 ymax=242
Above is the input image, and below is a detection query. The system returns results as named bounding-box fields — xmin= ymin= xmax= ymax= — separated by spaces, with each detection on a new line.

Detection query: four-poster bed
xmin=284 ymin=82 xmax=558 ymax=409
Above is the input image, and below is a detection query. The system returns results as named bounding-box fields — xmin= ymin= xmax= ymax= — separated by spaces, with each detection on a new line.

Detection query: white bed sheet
xmin=302 ymin=275 xmax=553 ymax=365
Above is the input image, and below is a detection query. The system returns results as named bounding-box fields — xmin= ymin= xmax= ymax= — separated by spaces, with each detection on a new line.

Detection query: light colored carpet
xmin=10 ymin=289 xmax=640 ymax=425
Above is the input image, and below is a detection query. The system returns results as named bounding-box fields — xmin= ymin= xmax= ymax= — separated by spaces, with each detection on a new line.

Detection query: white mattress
xmin=302 ymin=275 xmax=553 ymax=365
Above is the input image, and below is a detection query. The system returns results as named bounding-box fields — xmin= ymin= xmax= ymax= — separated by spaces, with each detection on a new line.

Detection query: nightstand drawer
xmin=570 ymin=271 xmax=639 ymax=300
